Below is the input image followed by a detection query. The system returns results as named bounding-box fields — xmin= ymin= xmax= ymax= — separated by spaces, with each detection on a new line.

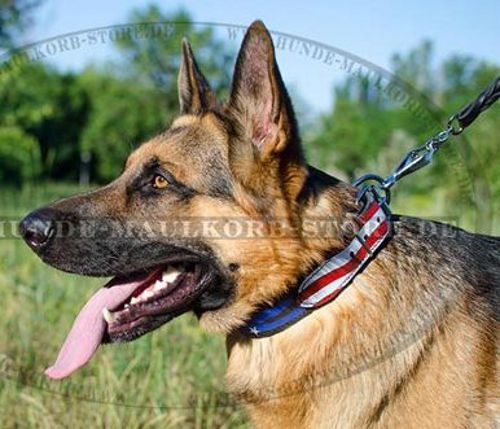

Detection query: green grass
xmin=0 ymin=182 xmax=497 ymax=428
xmin=0 ymin=183 xmax=248 ymax=429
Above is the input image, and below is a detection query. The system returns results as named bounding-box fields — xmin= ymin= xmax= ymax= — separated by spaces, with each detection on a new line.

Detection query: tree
xmin=0 ymin=0 xmax=41 ymax=50
xmin=80 ymin=7 xmax=233 ymax=182
xmin=310 ymin=39 xmax=499 ymax=231
xmin=78 ymin=67 xmax=167 ymax=181
xmin=309 ymin=76 xmax=395 ymax=179
xmin=113 ymin=6 xmax=232 ymax=103
xmin=0 ymin=126 xmax=40 ymax=184
xmin=391 ymin=40 xmax=435 ymax=97
xmin=0 ymin=62 xmax=89 ymax=180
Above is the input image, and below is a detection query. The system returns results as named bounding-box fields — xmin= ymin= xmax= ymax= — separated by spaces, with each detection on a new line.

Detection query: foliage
xmin=308 ymin=41 xmax=499 ymax=231
xmin=78 ymin=6 xmax=232 ymax=182
xmin=0 ymin=125 xmax=41 ymax=184
xmin=0 ymin=0 xmax=41 ymax=49
xmin=309 ymin=76 xmax=397 ymax=179
xmin=0 ymin=7 xmax=233 ymax=184
xmin=0 ymin=18 xmax=497 ymax=227
xmin=0 ymin=63 xmax=88 ymax=180
xmin=78 ymin=67 xmax=168 ymax=181
xmin=114 ymin=5 xmax=232 ymax=100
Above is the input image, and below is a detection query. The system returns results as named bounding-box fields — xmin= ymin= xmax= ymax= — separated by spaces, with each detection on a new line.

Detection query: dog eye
xmin=152 ymin=174 xmax=169 ymax=189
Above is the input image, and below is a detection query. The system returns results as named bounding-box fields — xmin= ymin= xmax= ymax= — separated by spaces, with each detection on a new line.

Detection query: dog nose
xmin=19 ymin=208 xmax=56 ymax=250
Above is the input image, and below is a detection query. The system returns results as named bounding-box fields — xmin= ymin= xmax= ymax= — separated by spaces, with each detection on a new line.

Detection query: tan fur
xmin=224 ymin=185 xmax=499 ymax=428
xmin=120 ymin=110 xmax=498 ymax=428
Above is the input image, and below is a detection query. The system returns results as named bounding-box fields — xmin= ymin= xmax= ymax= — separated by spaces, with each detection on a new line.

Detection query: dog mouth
xmin=104 ymin=262 xmax=210 ymax=341
xmin=45 ymin=260 xmax=215 ymax=380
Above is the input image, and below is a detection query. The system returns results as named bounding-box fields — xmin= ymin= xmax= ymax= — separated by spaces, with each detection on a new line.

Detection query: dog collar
xmin=240 ymin=190 xmax=392 ymax=338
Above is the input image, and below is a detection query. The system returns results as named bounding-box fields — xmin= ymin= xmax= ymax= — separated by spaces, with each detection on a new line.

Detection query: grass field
xmin=1 ymin=182 xmax=497 ymax=428
xmin=0 ymin=184 xmax=248 ymax=429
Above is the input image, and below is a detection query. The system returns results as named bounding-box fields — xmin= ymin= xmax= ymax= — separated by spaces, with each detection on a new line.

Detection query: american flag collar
xmin=240 ymin=189 xmax=392 ymax=338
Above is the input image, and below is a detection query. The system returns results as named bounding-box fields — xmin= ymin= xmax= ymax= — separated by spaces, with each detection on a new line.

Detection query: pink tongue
xmin=45 ymin=273 xmax=154 ymax=380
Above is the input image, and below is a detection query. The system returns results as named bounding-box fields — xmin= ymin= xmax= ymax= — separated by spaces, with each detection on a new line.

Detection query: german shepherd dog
xmin=19 ymin=21 xmax=498 ymax=428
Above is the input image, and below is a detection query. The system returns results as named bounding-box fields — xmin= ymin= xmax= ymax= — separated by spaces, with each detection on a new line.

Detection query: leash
xmin=241 ymin=76 xmax=500 ymax=338
xmin=353 ymin=75 xmax=500 ymax=205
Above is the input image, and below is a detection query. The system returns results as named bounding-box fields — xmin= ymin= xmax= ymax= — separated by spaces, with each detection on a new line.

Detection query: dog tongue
xmin=45 ymin=273 xmax=152 ymax=380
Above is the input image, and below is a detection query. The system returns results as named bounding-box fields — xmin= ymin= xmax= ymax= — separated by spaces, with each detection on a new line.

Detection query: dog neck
xmin=239 ymin=171 xmax=391 ymax=337
xmin=223 ymin=167 xmax=422 ymax=424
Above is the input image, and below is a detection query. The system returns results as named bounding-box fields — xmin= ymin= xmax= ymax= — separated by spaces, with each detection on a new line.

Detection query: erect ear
xmin=228 ymin=21 xmax=302 ymax=162
xmin=178 ymin=38 xmax=217 ymax=114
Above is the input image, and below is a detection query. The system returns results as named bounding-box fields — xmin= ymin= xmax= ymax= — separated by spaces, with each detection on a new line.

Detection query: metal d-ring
xmin=353 ymin=174 xmax=391 ymax=207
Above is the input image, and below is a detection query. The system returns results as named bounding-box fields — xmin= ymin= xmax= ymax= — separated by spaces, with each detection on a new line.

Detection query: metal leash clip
xmin=353 ymin=75 xmax=499 ymax=210
xmin=353 ymin=116 xmax=459 ymax=209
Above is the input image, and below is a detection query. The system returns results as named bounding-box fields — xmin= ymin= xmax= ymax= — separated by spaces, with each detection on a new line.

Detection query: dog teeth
xmin=130 ymin=292 xmax=152 ymax=305
xmin=154 ymin=280 xmax=168 ymax=291
xmin=126 ymin=267 xmax=182 ymax=307
xmin=162 ymin=266 xmax=181 ymax=284
xmin=102 ymin=308 xmax=117 ymax=324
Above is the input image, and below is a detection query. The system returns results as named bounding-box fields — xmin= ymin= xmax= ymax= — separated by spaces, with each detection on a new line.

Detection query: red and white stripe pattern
xmin=298 ymin=194 xmax=391 ymax=308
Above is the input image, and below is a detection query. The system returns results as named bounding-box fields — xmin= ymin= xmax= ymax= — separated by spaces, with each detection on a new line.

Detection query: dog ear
xmin=178 ymin=38 xmax=217 ymax=114
xmin=228 ymin=21 xmax=302 ymax=163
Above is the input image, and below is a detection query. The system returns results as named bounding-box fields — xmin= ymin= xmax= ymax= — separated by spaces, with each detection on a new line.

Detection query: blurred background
xmin=0 ymin=1 xmax=498 ymax=427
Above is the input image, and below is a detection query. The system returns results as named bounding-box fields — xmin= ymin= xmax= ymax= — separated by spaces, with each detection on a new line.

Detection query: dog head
xmin=19 ymin=21 xmax=354 ymax=377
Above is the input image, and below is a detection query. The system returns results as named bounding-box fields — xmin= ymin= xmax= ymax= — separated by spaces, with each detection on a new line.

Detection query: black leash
xmin=452 ymin=75 xmax=500 ymax=128
xmin=353 ymin=76 xmax=500 ymax=206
